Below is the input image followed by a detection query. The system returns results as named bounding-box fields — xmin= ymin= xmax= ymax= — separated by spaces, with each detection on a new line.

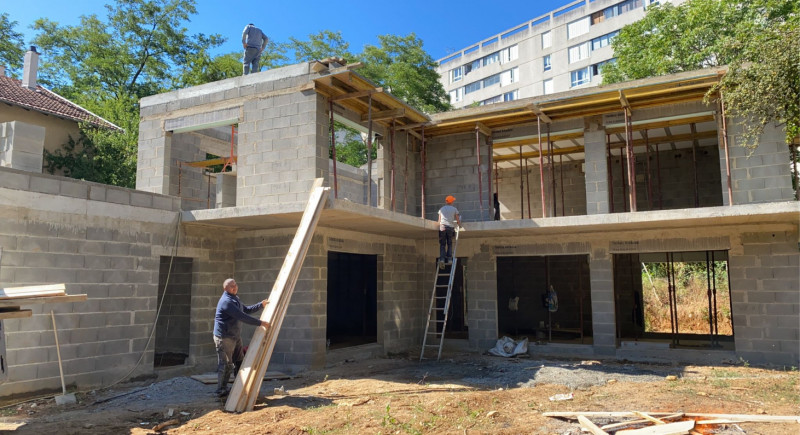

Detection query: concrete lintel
xmin=165 ymin=107 xmax=240 ymax=133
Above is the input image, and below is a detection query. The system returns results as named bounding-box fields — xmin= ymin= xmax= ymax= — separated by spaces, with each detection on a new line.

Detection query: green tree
xmin=286 ymin=30 xmax=352 ymax=62
xmin=358 ymin=34 xmax=451 ymax=114
xmin=603 ymin=0 xmax=800 ymax=148
xmin=32 ymin=0 xmax=226 ymax=188
xmin=0 ymin=13 xmax=25 ymax=78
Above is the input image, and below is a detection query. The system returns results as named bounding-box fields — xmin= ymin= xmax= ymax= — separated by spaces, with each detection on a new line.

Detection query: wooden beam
xmin=605 ymin=115 xmax=716 ymax=135
xmin=407 ymin=129 xmax=423 ymax=141
xmin=617 ymin=420 xmax=695 ymax=435
xmin=619 ymin=90 xmax=631 ymax=111
xmin=330 ymin=88 xmax=383 ymax=102
xmin=0 ymin=284 xmax=65 ymax=299
xmin=361 ymin=108 xmax=404 ymax=122
xmin=310 ymin=61 xmax=328 ymax=73
xmin=528 ymin=104 xmax=552 ymax=123
xmin=0 ymin=294 xmax=87 ymax=308
xmin=578 ymin=415 xmax=609 ymax=435
xmin=0 ymin=309 xmax=32 ymax=320
xmin=607 ymin=130 xmax=718 ymax=148
xmin=226 ymin=179 xmax=330 ymax=412
xmin=494 ymin=145 xmax=584 ymax=163
xmin=475 ymin=122 xmax=492 ymax=137
xmin=543 ymin=412 xmax=800 ymax=423
xmin=493 ymin=131 xmax=584 ymax=150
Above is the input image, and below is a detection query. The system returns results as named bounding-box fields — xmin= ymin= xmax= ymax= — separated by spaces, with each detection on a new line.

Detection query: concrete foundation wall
xmin=729 ymin=229 xmax=800 ymax=365
xmin=0 ymin=167 xmax=234 ymax=397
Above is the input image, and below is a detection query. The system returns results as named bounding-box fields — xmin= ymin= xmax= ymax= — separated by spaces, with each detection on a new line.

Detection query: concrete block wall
xmin=381 ymin=237 xmax=425 ymax=354
xmin=589 ymin=245 xmax=616 ymax=356
xmin=169 ymin=133 xmax=218 ymax=210
xmin=584 ymin=127 xmax=610 ymax=215
xmin=329 ymin=160 xmax=367 ymax=204
xmin=608 ymin=144 xmax=723 ymax=212
xmin=375 ymin=131 xmax=419 ymax=215
xmin=496 ymin=160 xmax=587 ymax=220
xmin=725 ymin=122 xmax=795 ymax=205
xmin=237 ymin=83 xmax=326 ymax=207
xmin=729 ymin=229 xmax=800 ymax=365
xmin=0 ymin=168 xmax=185 ymax=397
xmin=466 ymin=244 xmax=498 ymax=351
xmin=0 ymin=121 xmax=45 ymax=173
xmin=424 ymin=133 xmax=491 ymax=223
xmin=215 ymin=173 xmax=236 ymax=208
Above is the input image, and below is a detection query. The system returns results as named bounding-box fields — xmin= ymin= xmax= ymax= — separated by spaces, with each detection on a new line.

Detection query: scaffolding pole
xmin=624 ymin=108 xmax=637 ymax=211
xmin=607 ymin=134 xmax=614 ymax=213
xmin=525 ymin=159 xmax=532 ymax=219
xmin=390 ymin=120 xmax=396 ymax=211
xmin=538 ymin=116 xmax=546 ymax=218
xmin=644 ymin=130 xmax=652 ymax=211
xmin=475 ymin=126 xmax=484 ymax=218
xmin=329 ymin=101 xmax=338 ymax=199
xmin=366 ymin=94 xmax=374 ymax=207
xmin=519 ymin=145 xmax=524 ymax=219
xmin=421 ymin=125 xmax=426 ymax=219
xmin=719 ymin=97 xmax=734 ymax=205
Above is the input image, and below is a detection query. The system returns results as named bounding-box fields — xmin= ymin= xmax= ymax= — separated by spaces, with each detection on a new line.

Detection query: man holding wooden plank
xmin=213 ymin=278 xmax=270 ymax=397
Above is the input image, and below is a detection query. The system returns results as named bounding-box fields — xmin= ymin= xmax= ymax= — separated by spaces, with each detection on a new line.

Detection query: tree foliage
xmin=0 ymin=13 xmax=25 ymax=78
xmin=358 ymin=34 xmax=450 ymax=114
xmin=285 ymin=30 xmax=352 ymax=62
xmin=604 ymin=0 xmax=800 ymax=147
xmin=30 ymin=0 xmax=226 ymax=188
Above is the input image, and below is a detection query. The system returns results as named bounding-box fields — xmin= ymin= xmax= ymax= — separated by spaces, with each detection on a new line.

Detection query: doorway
xmin=155 ymin=256 xmax=193 ymax=367
xmin=326 ymin=252 xmax=377 ymax=349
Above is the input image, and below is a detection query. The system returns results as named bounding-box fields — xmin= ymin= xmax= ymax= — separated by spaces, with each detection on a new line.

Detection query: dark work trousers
xmin=213 ymin=335 xmax=244 ymax=393
xmin=438 ymin=226 xmax=455 ymax=262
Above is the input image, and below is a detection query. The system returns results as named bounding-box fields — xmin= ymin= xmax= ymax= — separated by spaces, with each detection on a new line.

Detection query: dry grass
xmin=643 ymin=263 xmax=732 ymax=335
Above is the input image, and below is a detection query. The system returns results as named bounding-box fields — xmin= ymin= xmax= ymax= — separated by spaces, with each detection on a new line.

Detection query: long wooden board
xmin=543 ymin=411 xmax=800 ymax=423
xmin=0 ymin=294 xmax=87 ymax=308
xmin=0 ymin=284 xmax=66 ymax=299
xmin=617 ymin=420 xmax=694 ymax=435
xmin=0 ymin=309 xmax=32 ymax=320
xmin=225 ymin=179 xmax=330 ymax=412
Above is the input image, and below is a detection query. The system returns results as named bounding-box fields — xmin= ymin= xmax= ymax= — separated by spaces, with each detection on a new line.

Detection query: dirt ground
xmin=1 ymin=352 xmax=798 ymax=434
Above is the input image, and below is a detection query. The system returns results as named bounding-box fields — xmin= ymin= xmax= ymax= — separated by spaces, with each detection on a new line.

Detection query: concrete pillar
xmin=583 ymin=124 xmax=609 ymax=215
xmin=589 ymin=245 xmax=616 ymax=355
xmin=466 ymin=247 xmax=498 ymax=351
xmin=215 ymin=172 xmax=237 ymax=208
xmin=136 ymin=125 xmax=172 ymax=194
xmin=0 ymin=121 xmax=45 ymax=173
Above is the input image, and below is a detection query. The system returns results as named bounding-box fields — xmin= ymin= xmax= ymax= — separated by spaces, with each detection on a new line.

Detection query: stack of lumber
xmin=544 ymin=411 xmax=800 ymax=434
xmin=0 ymin=284 xmax=87 ymax=320
xmin=225 ymin=179 xmax=330 ymax=412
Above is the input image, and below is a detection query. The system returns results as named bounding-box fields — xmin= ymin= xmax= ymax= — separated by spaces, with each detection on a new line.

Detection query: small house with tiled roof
xmin=0 ymin=47 xmax=120 ymax=173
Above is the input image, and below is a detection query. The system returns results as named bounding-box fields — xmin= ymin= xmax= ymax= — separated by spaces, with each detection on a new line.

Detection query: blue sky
xmin=3 ymin=0 xmax=568 ymax=61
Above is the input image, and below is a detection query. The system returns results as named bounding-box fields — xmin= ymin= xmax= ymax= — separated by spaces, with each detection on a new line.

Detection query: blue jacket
xmin=213 ymin=292 xmax=263 ymax=338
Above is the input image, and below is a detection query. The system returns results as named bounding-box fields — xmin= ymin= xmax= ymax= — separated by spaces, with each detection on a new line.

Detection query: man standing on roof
xmin=242 ymin=23 xmax=269 ymax=75
xmin=437 ymin=195 xmax=461 ymax=269
xmin=213 ymin=278 xmax=270 ymax=397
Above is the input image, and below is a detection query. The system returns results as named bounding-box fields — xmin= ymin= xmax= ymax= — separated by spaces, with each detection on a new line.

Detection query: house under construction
xmin=0 ymin=59 xmax=797 ymax=397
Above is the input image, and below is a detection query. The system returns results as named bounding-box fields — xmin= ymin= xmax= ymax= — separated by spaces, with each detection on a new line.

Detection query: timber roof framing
xmin=422 ymin=67 xmax=727 ymax=138
xmin=313 ymin=69 xmax=428 ymax=128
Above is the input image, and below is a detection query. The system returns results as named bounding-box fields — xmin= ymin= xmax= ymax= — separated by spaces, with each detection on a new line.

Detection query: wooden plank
xmin=330 ymin=88 xmax=383 ymax=102
xmin=0 ymin=284 xmax=65 ymax=299
xmin=0 ymin=294 xmax=87 ymax=308
xmin=602 ymin=414 xmax=684 ymax=431
xmin=475 ymin=122 xmax=492 ymax=137
xmin=578 ymin=415 xmax=609 ymax=435
xmin=617 ymin=420 xmax=695 ymax=435
xmin=0 ymin=309 xmax=32 ymax=320
xmin=619 ymin=90 xmax=631 ymax=110
xmin=543 ymin=412 xmax=800 ymax=423
xmin=528 ymin=104 xmax=552 ymax=123
xmin=361 ymin=108 xmax=405 ymax=122
xmin=633 ymin=411 xmax=666 ymax=425
xmin=226 ymin=179 xmax=330 ymax=412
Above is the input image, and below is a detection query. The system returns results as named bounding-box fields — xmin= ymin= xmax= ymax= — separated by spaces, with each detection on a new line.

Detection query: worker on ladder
xmin=437 ymin=195 xmax=461 ymax=270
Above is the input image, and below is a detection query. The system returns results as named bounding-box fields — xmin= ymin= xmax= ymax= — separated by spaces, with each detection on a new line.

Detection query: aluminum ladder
xmin=420 ymin=228 xmax=460 ymax=361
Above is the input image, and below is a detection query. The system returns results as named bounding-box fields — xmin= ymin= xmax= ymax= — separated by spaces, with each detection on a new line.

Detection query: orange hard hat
xmin=445 ymin=195 xmax=455 ymax=204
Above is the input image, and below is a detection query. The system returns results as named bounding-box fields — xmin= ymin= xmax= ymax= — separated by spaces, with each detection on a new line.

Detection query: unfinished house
xmin=0 ymin=60 xmax=797 ymax=398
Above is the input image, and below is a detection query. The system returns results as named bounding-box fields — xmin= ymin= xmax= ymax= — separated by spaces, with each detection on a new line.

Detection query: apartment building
xmin=437 ymin=0 xmax=686 ymax=108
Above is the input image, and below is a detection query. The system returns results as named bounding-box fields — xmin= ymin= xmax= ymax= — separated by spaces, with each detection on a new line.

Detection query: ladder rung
xmin=435 ymin=296 xmax=447 ymax=299
xmin=425 ymin=344 xmax=439 ymax=347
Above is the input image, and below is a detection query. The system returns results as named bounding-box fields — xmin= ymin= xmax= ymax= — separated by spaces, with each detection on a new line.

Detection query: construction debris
xmin=544 ymin=411 xmax=800 ymax=434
